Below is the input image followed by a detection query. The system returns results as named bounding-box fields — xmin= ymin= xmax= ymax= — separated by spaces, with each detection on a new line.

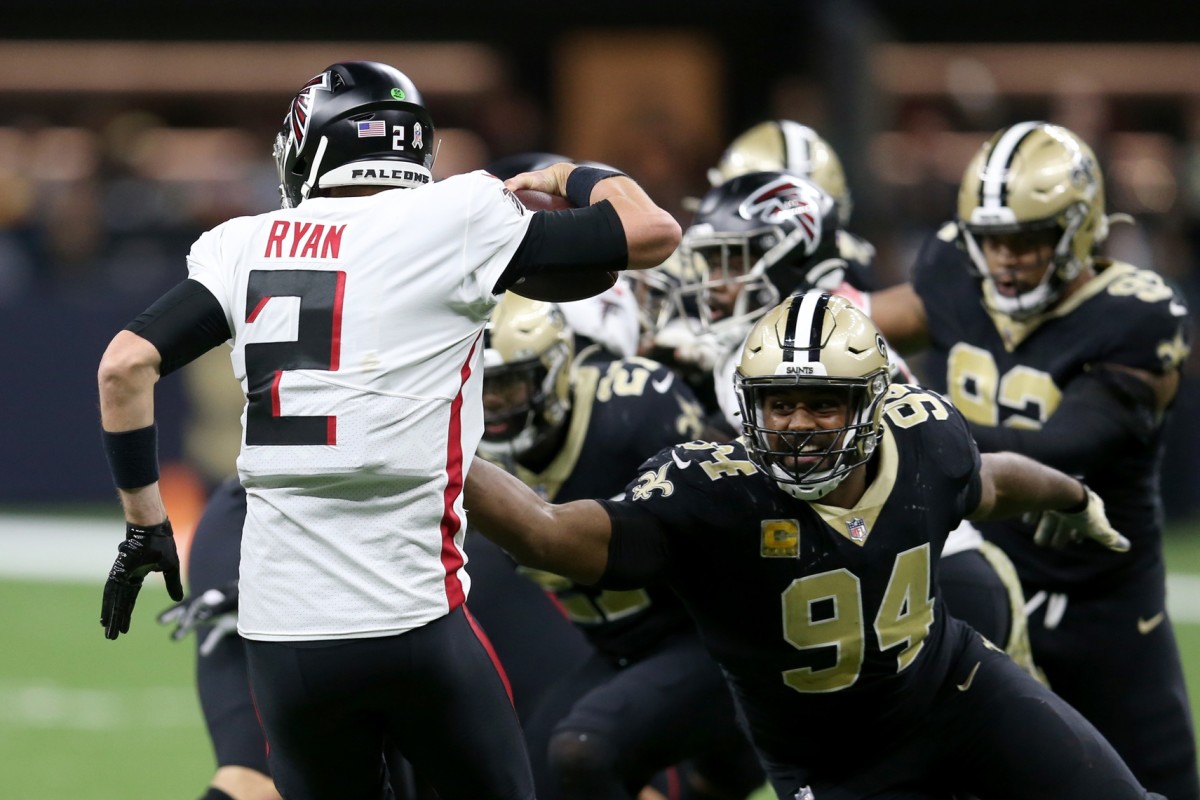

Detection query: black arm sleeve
xmin=493 ymin=200 xmax=628 ymax=294
xmin=125 ymin=279 xmax=232 ymax=377
xmin=593 ymin=499 xmax=671 ymax=590
xmin=969 ymin=368 xmax=1159 ymax=474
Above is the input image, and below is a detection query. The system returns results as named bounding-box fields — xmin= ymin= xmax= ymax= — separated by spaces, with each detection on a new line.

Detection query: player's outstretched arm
xmin=504 ymin=162 xmax=681 ymax=269
xmin=463 ymin=456 xmax=613 ymax=584
xmin=970 ymin=452 xmax=1129 ymax=552
xmin=864 ymin=282 xmax=929 ymax=355
xmin=98 ymin=330 xmax=184 ymax=639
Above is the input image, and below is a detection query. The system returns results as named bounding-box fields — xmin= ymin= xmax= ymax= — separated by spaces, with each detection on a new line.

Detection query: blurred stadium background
xmin=3 ymin=1 xmax=1200 ymax=796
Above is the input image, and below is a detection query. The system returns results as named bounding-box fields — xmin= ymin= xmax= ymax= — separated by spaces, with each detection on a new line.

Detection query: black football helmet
xmin=273 ymin=61 xmax=436 ymax=208
xmin=678 ymin=171 xmax=842 ymax=330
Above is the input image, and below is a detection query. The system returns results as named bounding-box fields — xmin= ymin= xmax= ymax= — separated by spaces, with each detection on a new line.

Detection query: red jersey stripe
xmin=439 ymin=329 xmax=482 ymax=608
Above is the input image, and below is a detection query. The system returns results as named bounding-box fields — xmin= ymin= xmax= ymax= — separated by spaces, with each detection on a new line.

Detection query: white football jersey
xmin=558 ymin=277 xmax=641 ymax=358
xmin=187 ymin=170 xmax=534 ymax=641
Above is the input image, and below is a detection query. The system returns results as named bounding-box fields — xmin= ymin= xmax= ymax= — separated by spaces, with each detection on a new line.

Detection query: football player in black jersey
xmin=663 ymin=170 xmax=1038 ymax=679
xmin=463 ymin=291 xmax=1163 ymax=800
xmin=477 ymin=293 xmax=764 ymax=800
xmin=864 ymin=121 xmax=1198 ymax=800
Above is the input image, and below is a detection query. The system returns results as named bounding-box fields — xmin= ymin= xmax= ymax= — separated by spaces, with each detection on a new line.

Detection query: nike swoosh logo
xmin=957 ymin=661 xmax=981 ymax=692
xmin=670 ymin=450 xmax=692 ymax=470
xmin=651 ymin=373 xmax=674 ymax=393
xmin=1137 ymin=611 xmax=1166 ymax=635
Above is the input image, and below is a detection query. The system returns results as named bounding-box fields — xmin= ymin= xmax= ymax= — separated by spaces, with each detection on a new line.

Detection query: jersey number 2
xmin=244 ymin=269 xmax=346 ymax=446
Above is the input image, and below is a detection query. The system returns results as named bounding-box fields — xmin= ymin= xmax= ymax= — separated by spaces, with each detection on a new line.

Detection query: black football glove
xmin=157 ymin=581 xmax=240 ymax=656
xmin=101 ymin=520 xmax=184 ymax=640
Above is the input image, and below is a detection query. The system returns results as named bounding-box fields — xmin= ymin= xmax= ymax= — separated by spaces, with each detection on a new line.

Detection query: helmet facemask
xmin=479 ymin=355 xmax=567 ymax=459
xmin=736 ymin=291 xmax=891 ymax=502
xmin=678 ymin=228 xmax=780 ymax=333
xmin=478 ymin=295 xmax=574 ymax=461
xmin=961 ymin=203 xmax=1090 ymax=320
xmin=736 ymin=376 xmax=887 ymax=501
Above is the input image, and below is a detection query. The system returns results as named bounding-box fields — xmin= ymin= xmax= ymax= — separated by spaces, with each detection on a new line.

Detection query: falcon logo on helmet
xmin=738 ymin=176 xmax=825 ymax=255
xmin=672 ymin=171 xmax=842 ymax=336
xmin=288 ymin=71 xmax=333 ymax=158
xmin=709 ymin=120 xmax=853 ymax=227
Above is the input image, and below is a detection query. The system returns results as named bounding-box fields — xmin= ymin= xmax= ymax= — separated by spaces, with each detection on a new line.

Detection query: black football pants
xmin=244 ymin=607 xmax=536 ymax=800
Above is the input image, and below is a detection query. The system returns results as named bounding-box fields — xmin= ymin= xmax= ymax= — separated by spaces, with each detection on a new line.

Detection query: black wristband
xmin=126 ymin=519 xmax=173 ymax=539
xmin=566 ymin=166 xmax=624 ymax=209
xmin=1062 ymin=479 xmax=1090 ymax=514
xmin=102 ymin=424 xmax=160 ymax=490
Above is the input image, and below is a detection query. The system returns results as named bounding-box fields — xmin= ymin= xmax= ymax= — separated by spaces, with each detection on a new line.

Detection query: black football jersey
xmin=511 ymin=355 xmax=707 ymax=658
xmin=912 ymin=226 xmax=1191 ymax=589
xmin=600 ymin=384 xmax=982 ymax=762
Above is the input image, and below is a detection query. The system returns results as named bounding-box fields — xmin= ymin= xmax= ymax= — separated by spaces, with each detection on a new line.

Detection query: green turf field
xmin=5 ymin=524 xmax=1200 ymax=799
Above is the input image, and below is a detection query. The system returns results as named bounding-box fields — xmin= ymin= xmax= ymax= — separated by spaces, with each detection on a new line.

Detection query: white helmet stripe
xmin=783 ymin=290 xmax=828 ymax=363
xmin=780 ymin=120 xmax=815 ymax=174
xmin=978 ymin=121 xmax=1042 ymax=210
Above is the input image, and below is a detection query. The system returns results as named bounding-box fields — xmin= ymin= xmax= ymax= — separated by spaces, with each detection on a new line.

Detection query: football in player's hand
xmin=514 ymin=188 xmax=572 ymax=213
xmin=508 ymin=188 xmax=618 ymax=302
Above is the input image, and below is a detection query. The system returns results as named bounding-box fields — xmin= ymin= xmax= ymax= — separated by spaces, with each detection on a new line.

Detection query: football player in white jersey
xmin=96 ymin=60 xmax=680 ymax=800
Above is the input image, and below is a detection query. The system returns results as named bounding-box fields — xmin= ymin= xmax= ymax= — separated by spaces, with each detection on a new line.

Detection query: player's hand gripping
xmin=101 ymin=520 xmax=184 ymax=640
xmin=1034 ymin=484 xmax=1131 ymax=553
xmin=157 ymin=581 xmax=239 ymax=656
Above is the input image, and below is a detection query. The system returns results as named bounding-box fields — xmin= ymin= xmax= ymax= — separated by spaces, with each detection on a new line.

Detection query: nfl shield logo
xmin=847 ymin=517 xmax=868 ymax=542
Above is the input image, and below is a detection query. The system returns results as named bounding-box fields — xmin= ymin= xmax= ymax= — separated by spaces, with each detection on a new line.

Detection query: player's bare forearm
xmin=970 ymin=452 xmax=1088 ymax=521
xmin=98 ymin=331 xmax=167 ymax=525
xmin=868 ymin=283 xmax=929 ymax=354
xmin=463 ymin=457 xmax=612 ymax=584
xmin=589 ymin=183 xmax=681 ymax=269
xmin=98 ymin=331 xmax=161 ymax=432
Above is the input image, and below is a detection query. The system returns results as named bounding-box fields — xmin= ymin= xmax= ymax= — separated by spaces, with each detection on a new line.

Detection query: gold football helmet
xmin=479 ymin=293 xmax=574 ymax=459
xmin=708 ymin=120 xmax=852 ymax=227
xmin=736 ymin=291 xmax=890 ymax=501
xmin=958 ymin=121 xmax=1109 ymax=319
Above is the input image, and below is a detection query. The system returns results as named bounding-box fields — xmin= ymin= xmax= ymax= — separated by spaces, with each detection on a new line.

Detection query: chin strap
xmin=300 ymin=136 xmax=330 ymax=204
